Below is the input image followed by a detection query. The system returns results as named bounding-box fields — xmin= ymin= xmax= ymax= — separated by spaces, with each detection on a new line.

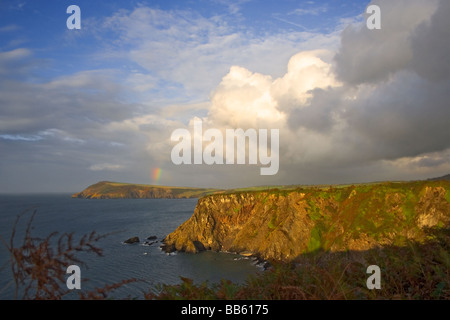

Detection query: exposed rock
xmin=192 ymin=241 xmax=206 ymax=252
xmin=124 ymin=236 xmax=140 ymax=244
xmin=160 ymin=243 xmax=176 ymax=253
xmin=146 ymin=235 xmax=158 ymax=240
xmin=163 ymin=181 xmax=450 ymax=261
xmin=416 ymin=186 xmax=450 ymax=228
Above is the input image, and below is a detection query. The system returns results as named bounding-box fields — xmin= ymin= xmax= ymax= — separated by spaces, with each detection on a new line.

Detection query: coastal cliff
xmin=72 ymin=181 xmax=221 ymax=199
xmin=162 ymin=180 xmax=450 ymax=261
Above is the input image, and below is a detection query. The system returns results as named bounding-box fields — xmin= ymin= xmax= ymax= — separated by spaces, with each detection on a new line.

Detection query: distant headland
xmin=71 ymin=181 xmax=223 ymax=199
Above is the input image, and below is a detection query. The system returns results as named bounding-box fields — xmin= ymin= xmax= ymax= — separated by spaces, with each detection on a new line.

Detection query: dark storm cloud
xmin=287 ymin=87 xmax=345 ymax=133
xmin=344 ymin=74 xmax=450 ymax=160
xmin=295 ymin=0 xmax=448 ymax=158
xmin=410 ymin=0 xmax=450 ymax=82
xmin=333 ymin=0 xmax=438 ymax=85
xmin=333 ymin=0 xmax=450 ymax=160
xmin=280 ymin=0 xmax=450 ymax=185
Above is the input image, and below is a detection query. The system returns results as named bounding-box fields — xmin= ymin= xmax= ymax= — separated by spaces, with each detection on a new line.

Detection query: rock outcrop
xmin=124 ymin=236 xmax=140 ymax=244
xmin=162 ymin=181 xmax=450 ymax=261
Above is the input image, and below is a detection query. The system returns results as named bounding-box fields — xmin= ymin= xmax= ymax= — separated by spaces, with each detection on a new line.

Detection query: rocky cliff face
xmin=162 ymin=181 xmax=450 ymax=261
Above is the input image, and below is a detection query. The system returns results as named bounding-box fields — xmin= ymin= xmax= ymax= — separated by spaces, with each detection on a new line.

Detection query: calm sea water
xmin=0 ymin=194 xmax=261 ymax=299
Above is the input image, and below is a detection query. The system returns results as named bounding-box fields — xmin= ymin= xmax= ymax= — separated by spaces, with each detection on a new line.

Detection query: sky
xmin=0 ymin=0 xmax=449 ymax=193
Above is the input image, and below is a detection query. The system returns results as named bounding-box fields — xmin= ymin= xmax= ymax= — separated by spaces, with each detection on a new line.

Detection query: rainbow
xmin=152 ymin=168 xmax=162 ymax=184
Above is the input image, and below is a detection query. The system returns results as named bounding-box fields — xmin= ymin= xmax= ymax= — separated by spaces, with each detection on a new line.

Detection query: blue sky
xmin=1 ymin=1 xmax=367 ymax=91
xmin=1 ymin=0 xmax=449 ymax=193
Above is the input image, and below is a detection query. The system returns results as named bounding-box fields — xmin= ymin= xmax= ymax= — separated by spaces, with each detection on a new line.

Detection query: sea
xmin=0 ymin=194 xmax=261 ymax=300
